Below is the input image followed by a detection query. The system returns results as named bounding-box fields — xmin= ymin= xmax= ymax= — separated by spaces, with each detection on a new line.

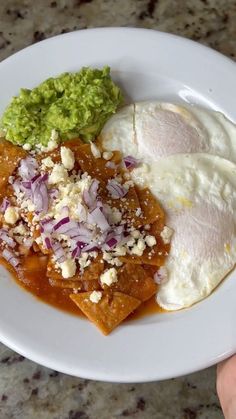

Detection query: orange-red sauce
xmin=0 ymin=256 xmax=164 ymax=320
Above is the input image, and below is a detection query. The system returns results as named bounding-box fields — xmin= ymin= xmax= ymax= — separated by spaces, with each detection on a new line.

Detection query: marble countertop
xmin=0 ymin=0 xmax=235 ymax=418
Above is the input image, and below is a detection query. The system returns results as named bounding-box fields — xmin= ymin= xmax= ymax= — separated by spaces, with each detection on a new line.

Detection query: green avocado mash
xmin=1 ymin=66 xmax=123 ymax=148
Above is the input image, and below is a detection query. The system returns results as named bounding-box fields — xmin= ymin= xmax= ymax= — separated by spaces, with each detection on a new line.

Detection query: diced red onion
xmin=53 ymin=216 xmax=70 ymax=231
xmin=0 ymin=229 xmax=16 ymax=248
xmin=12 ymin=179 xmax=31 ymax=197
xmin=106 ymin=179 xmax=128 ymax=199
xmin=106 ymin=237 xmax=118 ymax=248
xmin=52 ymin=242 xmax=66 ymax=263
xmin=34 ymin=181 xmax=49 ymax=213
xmin=76 ymin=241 xmax=87 ymax=249
xmin=71 ymin=223 xmax=94 ymax=239
xmin=83 ymin=179 xmax=99 ymax=210
xmin=40 ymin=218 xmax=54 ymax=233
xmin=24 ymin=174 xmax=49 ymax=213
xmin=77 ymin=202 xmax=87 ymax=222
xmin=96 ymin=200 xmax=104 ymax=210
xmin=71 ymin=246 xmax=81 ymax=259
xmin=57 ymin=255 xmax=66 ymax=264
xmin=90 ymin=179 xmax=99 ymax=196
xmin=72 ymin=235 xmax=93 ymax=245
xmin=0 ymin=198 xmax=10 ymax=213
xmin=2 ymin=248 xmax=20 ymax=267
xmin=22 ymin=181 xmax=31 ymax=190
xmin=81 ymin=243 xmax=99 ymax=252
xmin=41 ymin=173 xmax=48 ymax=182
xmin=87 ymin=207 xmax=110 ymax=232
xmin=31 ymin=173 xmax=41 ymax=185
xmin=83 ymin=190 xmax=93 ymax=209
xmin=44 ymin=236 xmax=52 ymax=250
xmin=41 ymin=217 xmax=53 ymax=226
xmin=18 ymin=157 xmax=38 ymax=180
xmin=54 ymin=219 xmax=78 ymax=235
xmin=123 ymin=155 xmax=139 ymax=169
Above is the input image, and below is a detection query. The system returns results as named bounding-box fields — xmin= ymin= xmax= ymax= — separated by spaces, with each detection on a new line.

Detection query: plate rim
xmin=0 ymin=27 xmax=236 ymax=383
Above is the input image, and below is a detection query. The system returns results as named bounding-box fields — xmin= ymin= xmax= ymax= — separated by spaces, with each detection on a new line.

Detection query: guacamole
xmin=1 ymin=66 xmax=123 ymax=148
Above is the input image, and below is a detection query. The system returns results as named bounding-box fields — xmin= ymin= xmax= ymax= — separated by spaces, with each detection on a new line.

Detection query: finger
xmin=217 ymin=355 xmax=236 ymax=419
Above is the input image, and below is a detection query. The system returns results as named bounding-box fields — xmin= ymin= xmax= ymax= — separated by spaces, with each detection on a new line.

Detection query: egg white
xmin=100 ymin=102 xmax=236 ymax=310
xmin=101 ymin=101 xmax=236 ymax=163
xmin=132 ymin=153 xmax=236 ymax=310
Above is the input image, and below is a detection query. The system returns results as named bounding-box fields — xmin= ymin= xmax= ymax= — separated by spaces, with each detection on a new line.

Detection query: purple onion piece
xmin=0 ymin=229 xmax=16 ymax=248
xmin=106 ymin=179 xmax=128 ymax=199
xmin=0 ymin=198 xmax=10 ymax=213
xmin=123 ymin=155 xmax=139 ymax=169
xmin=2 ymin=248 xmax=20 ymax=267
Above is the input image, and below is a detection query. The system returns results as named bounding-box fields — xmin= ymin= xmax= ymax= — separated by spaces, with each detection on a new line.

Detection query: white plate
xmin=0 ymin=28 xmax=236 ymax=383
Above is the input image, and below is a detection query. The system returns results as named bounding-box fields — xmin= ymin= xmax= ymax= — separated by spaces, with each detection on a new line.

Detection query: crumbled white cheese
xmin=123 ymin=172 xmax=130 ymax=180
xmin=127 ymin=237 xmax=135 ymax=247
xmin=89 ymin=290 xmax=102 ymax=303
xmin=46 ymin=169 xmax=93 ymax=221
xmin=90 ymin=143 xmax=101 ymax=159
xmin=100 ymin=267 xmax=118 ymax=286
xmin=145 ymin=235 xmax=156 ymax=247
xmin=4 ymin=207 xmax=20 ymax=225
xmin=13 ymin=224 xmax=27 ymax=235
xmin=103 ymin=251 xmax=112 ymax=262
xmin=160 ymin=226 xmax=173 ymax=244
xmin=41 ymin=156 xmax=54 ymax=169
xmin=137 ymin=238 xmax=146 ymax=251
xmin=110 ymin=208 xmax=122 ymax=224
xmin=22 ymin=143 xmax=32 ymax=151
xmin=49 ymin=164 xmax=68 ymax=184
xmin=60 ymin=147 xmax=75 ymax=170
xmin=78 ymin=252 xmax=90 ymax=270
xmin=90 ymin=251 xmax=98 ymax=259
xmin=51 ymin=129 xmax=59 ymax=142
xmin=103 ymin=151 xmax=113 ymax=160
xmin=109 ymin=257 xmax=123 ymax=267
xmin=113 ymin=245 xmax=127 ymax=257
xmin=21 ymin=199 xmax=35 ymax=212
xmin=124 ymin=180 xmax=134 ymax=189
xmin=37 ymin=130 xmax=58 ymax=152
xmin=60 ymin=258 xmax=76 ymax=279
xmin=45 ymin=139 xmax=58 ymax=152
xmin=131 ymin=229 xmax=141 ymax=239
xmin=130 ymin=238 xmax=146 ymax=256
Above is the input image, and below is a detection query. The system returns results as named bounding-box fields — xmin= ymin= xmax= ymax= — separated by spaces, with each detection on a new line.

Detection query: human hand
xmin=217 ymin=355 xmax=236 ymax=418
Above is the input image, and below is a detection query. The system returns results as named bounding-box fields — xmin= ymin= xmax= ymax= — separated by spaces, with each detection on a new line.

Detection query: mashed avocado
xmin=1 ymin=66 xmax=123 ymax=148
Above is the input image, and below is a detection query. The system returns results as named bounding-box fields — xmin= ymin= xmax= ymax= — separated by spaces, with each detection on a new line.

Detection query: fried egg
xmin=132 ymin=154 xmax=236 ymax=310
xmin=100 ymin=102 xmax=236 ymax=310
xmin=101 ymin=102 xmax=236 ymax=163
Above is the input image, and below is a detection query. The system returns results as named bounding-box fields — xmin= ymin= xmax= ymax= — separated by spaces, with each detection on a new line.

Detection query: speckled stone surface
xmin=0 ymin=0 xmax=236 ymax=418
